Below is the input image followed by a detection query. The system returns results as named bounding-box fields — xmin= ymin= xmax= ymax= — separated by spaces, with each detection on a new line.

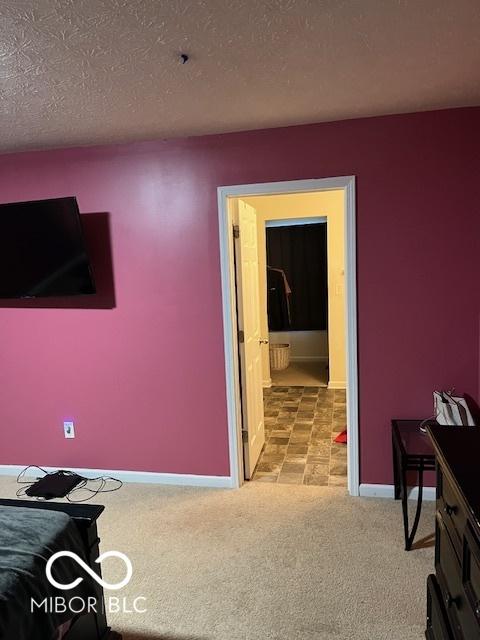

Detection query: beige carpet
xmin=0 ymin=476 xmax=435 ymax=640
xmin=270 ymin=360 xmax=328 ymax=387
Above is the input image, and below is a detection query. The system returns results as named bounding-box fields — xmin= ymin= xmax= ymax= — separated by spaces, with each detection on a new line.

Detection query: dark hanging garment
xmin=267 ymin=267 xmax=290 ymax=330
xmin=266 ymin=223 xmax=328 ymax=331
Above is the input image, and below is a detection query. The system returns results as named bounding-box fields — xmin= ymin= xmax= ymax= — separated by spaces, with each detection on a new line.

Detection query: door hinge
xmin=238 ymin=329 xmax=245 ymax=343
xmin=233 ymin=224 xmax=240 ymax=239
xmin=242 ymin=430 xmax=249 ymax=443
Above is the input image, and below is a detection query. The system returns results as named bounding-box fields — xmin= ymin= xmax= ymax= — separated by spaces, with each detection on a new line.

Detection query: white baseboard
xmin=327 ymin=381 xmax=347 ymax=390
xmin=0 ymin=465 xmax=233 ymax=488
xmin=359 ymin=483 xmax=436 ymax=501
xmin=290 ymin=356 xmax=328 ymax=362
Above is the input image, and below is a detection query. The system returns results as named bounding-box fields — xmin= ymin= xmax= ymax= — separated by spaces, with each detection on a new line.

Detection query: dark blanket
xmin=0 ymin=506 xmax=94 ymax=640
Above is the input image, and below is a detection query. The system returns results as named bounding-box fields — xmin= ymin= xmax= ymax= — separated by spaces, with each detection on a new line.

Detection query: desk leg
xmin=402 ymin=466 xmax=424 ymax=551
xmin=407 ymin=467 xmax=424 ymax=551
xmin=393 ymin=433 xmax=401 ymax=500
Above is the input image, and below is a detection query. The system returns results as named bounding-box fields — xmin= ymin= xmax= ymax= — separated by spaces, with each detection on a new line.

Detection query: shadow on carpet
xmin=120 ymin=633 xmax=207 ymax=640
xmin=411 ymin=531 xmax=435 ymax=550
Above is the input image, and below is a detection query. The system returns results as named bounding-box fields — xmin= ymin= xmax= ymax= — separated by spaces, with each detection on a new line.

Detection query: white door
xmin=234 ymin=200 xmax=266 ymax=478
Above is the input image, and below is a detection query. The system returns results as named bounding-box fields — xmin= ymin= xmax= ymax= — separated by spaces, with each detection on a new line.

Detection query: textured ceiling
xmin=1 ymin=0 xmax=480 ymax=152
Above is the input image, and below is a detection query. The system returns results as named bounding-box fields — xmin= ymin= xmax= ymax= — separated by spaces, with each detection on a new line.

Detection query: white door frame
xmin=217 ymin=177 xmax=359 ymax=496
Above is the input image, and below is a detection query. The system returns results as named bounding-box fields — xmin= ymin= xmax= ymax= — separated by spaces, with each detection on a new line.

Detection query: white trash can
xmin=269 ymin=343 xmax=290 ymax=371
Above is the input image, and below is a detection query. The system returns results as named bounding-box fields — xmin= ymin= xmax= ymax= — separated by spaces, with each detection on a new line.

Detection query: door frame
xmin=217 ymin=177 xmax=359 ymax=495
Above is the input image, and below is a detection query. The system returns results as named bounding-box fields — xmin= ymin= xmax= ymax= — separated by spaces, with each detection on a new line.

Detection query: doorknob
xmin=259 ymin=339 xmax=269 ymax=344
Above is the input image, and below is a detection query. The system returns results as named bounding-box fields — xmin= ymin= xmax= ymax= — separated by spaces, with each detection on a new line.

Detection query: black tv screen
xmin=0 ymin=196 xmax=96 ymax=298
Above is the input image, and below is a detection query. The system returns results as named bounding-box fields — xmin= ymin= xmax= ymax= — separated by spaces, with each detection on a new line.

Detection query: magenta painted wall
xmin=0 ymin=107 xmax=479 ymax=483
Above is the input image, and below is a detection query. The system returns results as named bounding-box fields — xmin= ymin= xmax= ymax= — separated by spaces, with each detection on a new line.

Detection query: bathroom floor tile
xmin=304 ymin=474 xmax=329 ymax=486
xmin=328 ymin=475 xmax=348 ymax=487
xmin=281 ymin=462 xmax=305 ymax=474
xmin=253 ymin=384 xmax=348 ymax=488
xmin=271 ymin=429 xmax=293 ymax=437
xmin=256 ymin=461 xmax=282 ymax=474
xmin=305 ymin=463 xmax=329 ymax=477
xmin=284 ymin=454 xmax=308 ymax=464
xmin=261 ymin=453 xmax=286 ymax=463
xmin=264 ymin=444 xmax=288 ymax=455
xmin=253 ymin=473 xmax=279 ymax=483
xmin=277 ymin=472 xmax=304 ymax=485
xmin=329 ymin=460 xmax=348 ymax=476
xmin=289 ymin=433 xmax=310 ymax=444
xmin=287 ymin=444 xmax=309 ymax=455
xmin=306 ymin=454 xmax=329 ymax=465
xmin=292 ymin=423 xmax=313 ymax=432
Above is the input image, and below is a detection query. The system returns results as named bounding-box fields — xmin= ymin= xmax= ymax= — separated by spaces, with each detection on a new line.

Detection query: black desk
xmin=391 ymin=419 xmax=436 ymax=550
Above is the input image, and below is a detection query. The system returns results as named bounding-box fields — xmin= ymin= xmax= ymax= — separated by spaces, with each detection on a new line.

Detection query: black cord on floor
xmin=16 ymin=465 xmax=49 ymax=498
xmin=15 ymin=465 xmax=123 ymax=501
xmin=66 ymin=475 xmax=123 ymax=502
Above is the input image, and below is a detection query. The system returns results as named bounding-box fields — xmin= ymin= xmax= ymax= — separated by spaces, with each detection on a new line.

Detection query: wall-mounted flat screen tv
xmin=0 ymin=196 xmax=96 ymax=298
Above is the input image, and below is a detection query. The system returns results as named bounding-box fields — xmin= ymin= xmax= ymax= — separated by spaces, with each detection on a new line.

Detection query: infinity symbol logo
xmin=46 ymin=550 xmax=133 ymax=591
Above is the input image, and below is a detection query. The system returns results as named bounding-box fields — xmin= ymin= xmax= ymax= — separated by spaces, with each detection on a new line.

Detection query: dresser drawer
xmin=438 ymin=468 xmax=467 ymax=558
xmin=436 ymin=512 xmax=465 ymax=639
xmin=436 ymin=512 xmax=480 ymax=639
xmin=426 ymin=574 xmax=456 ymax=640
xmin=463 ymin=522 xmax=480 ymax=626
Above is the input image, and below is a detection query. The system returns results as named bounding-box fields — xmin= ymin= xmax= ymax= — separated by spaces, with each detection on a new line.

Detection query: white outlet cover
xmin=64 ymin=421 xmax=75 ymax=439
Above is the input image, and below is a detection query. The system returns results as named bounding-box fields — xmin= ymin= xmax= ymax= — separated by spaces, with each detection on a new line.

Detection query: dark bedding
xmin=0 ymin=506 xmax=94 ymax=640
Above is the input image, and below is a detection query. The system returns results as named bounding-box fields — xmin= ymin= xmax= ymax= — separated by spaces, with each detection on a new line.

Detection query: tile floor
xmin=252 ymin=386 xmax=347 ymax=486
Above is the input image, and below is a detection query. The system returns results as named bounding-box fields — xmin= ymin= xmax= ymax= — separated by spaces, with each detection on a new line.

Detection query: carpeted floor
xmin=0 ymin=476 xmax=435 ymax=640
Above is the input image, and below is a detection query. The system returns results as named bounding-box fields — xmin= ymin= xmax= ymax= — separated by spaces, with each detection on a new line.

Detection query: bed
xmin=0 ymin=498 xmax=119 ymax=640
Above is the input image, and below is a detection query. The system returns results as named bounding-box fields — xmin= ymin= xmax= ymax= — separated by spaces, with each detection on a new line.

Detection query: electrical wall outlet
xmin=63 ymin=421 xmax=75 ymax=439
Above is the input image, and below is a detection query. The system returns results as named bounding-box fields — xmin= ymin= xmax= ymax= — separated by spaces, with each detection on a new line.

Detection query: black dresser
xmin=426 ymin=426 xmax=480 ymax=639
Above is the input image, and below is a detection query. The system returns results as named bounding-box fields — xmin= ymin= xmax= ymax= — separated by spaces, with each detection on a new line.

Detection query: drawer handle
xmin=475 ymin=601 xmax=480 ymax=619
xmin=445 ymin=592 xmax=458 ymax=608
xmin=444 ymin=503 xmax=457 ymax=517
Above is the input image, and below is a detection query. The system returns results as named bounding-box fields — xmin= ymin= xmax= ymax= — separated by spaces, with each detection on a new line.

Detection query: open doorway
xmin=265 ymin=217 xmax=329 ymax=388
xmin=217 ymin=178 xmax=358 ymax=495
xmin=259 ymin=215 xmax=330 ymax=389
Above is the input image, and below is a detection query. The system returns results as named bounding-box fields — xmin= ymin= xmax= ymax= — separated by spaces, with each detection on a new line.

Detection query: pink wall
xmin=0 ymin=107 xmax=479 ymax=483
